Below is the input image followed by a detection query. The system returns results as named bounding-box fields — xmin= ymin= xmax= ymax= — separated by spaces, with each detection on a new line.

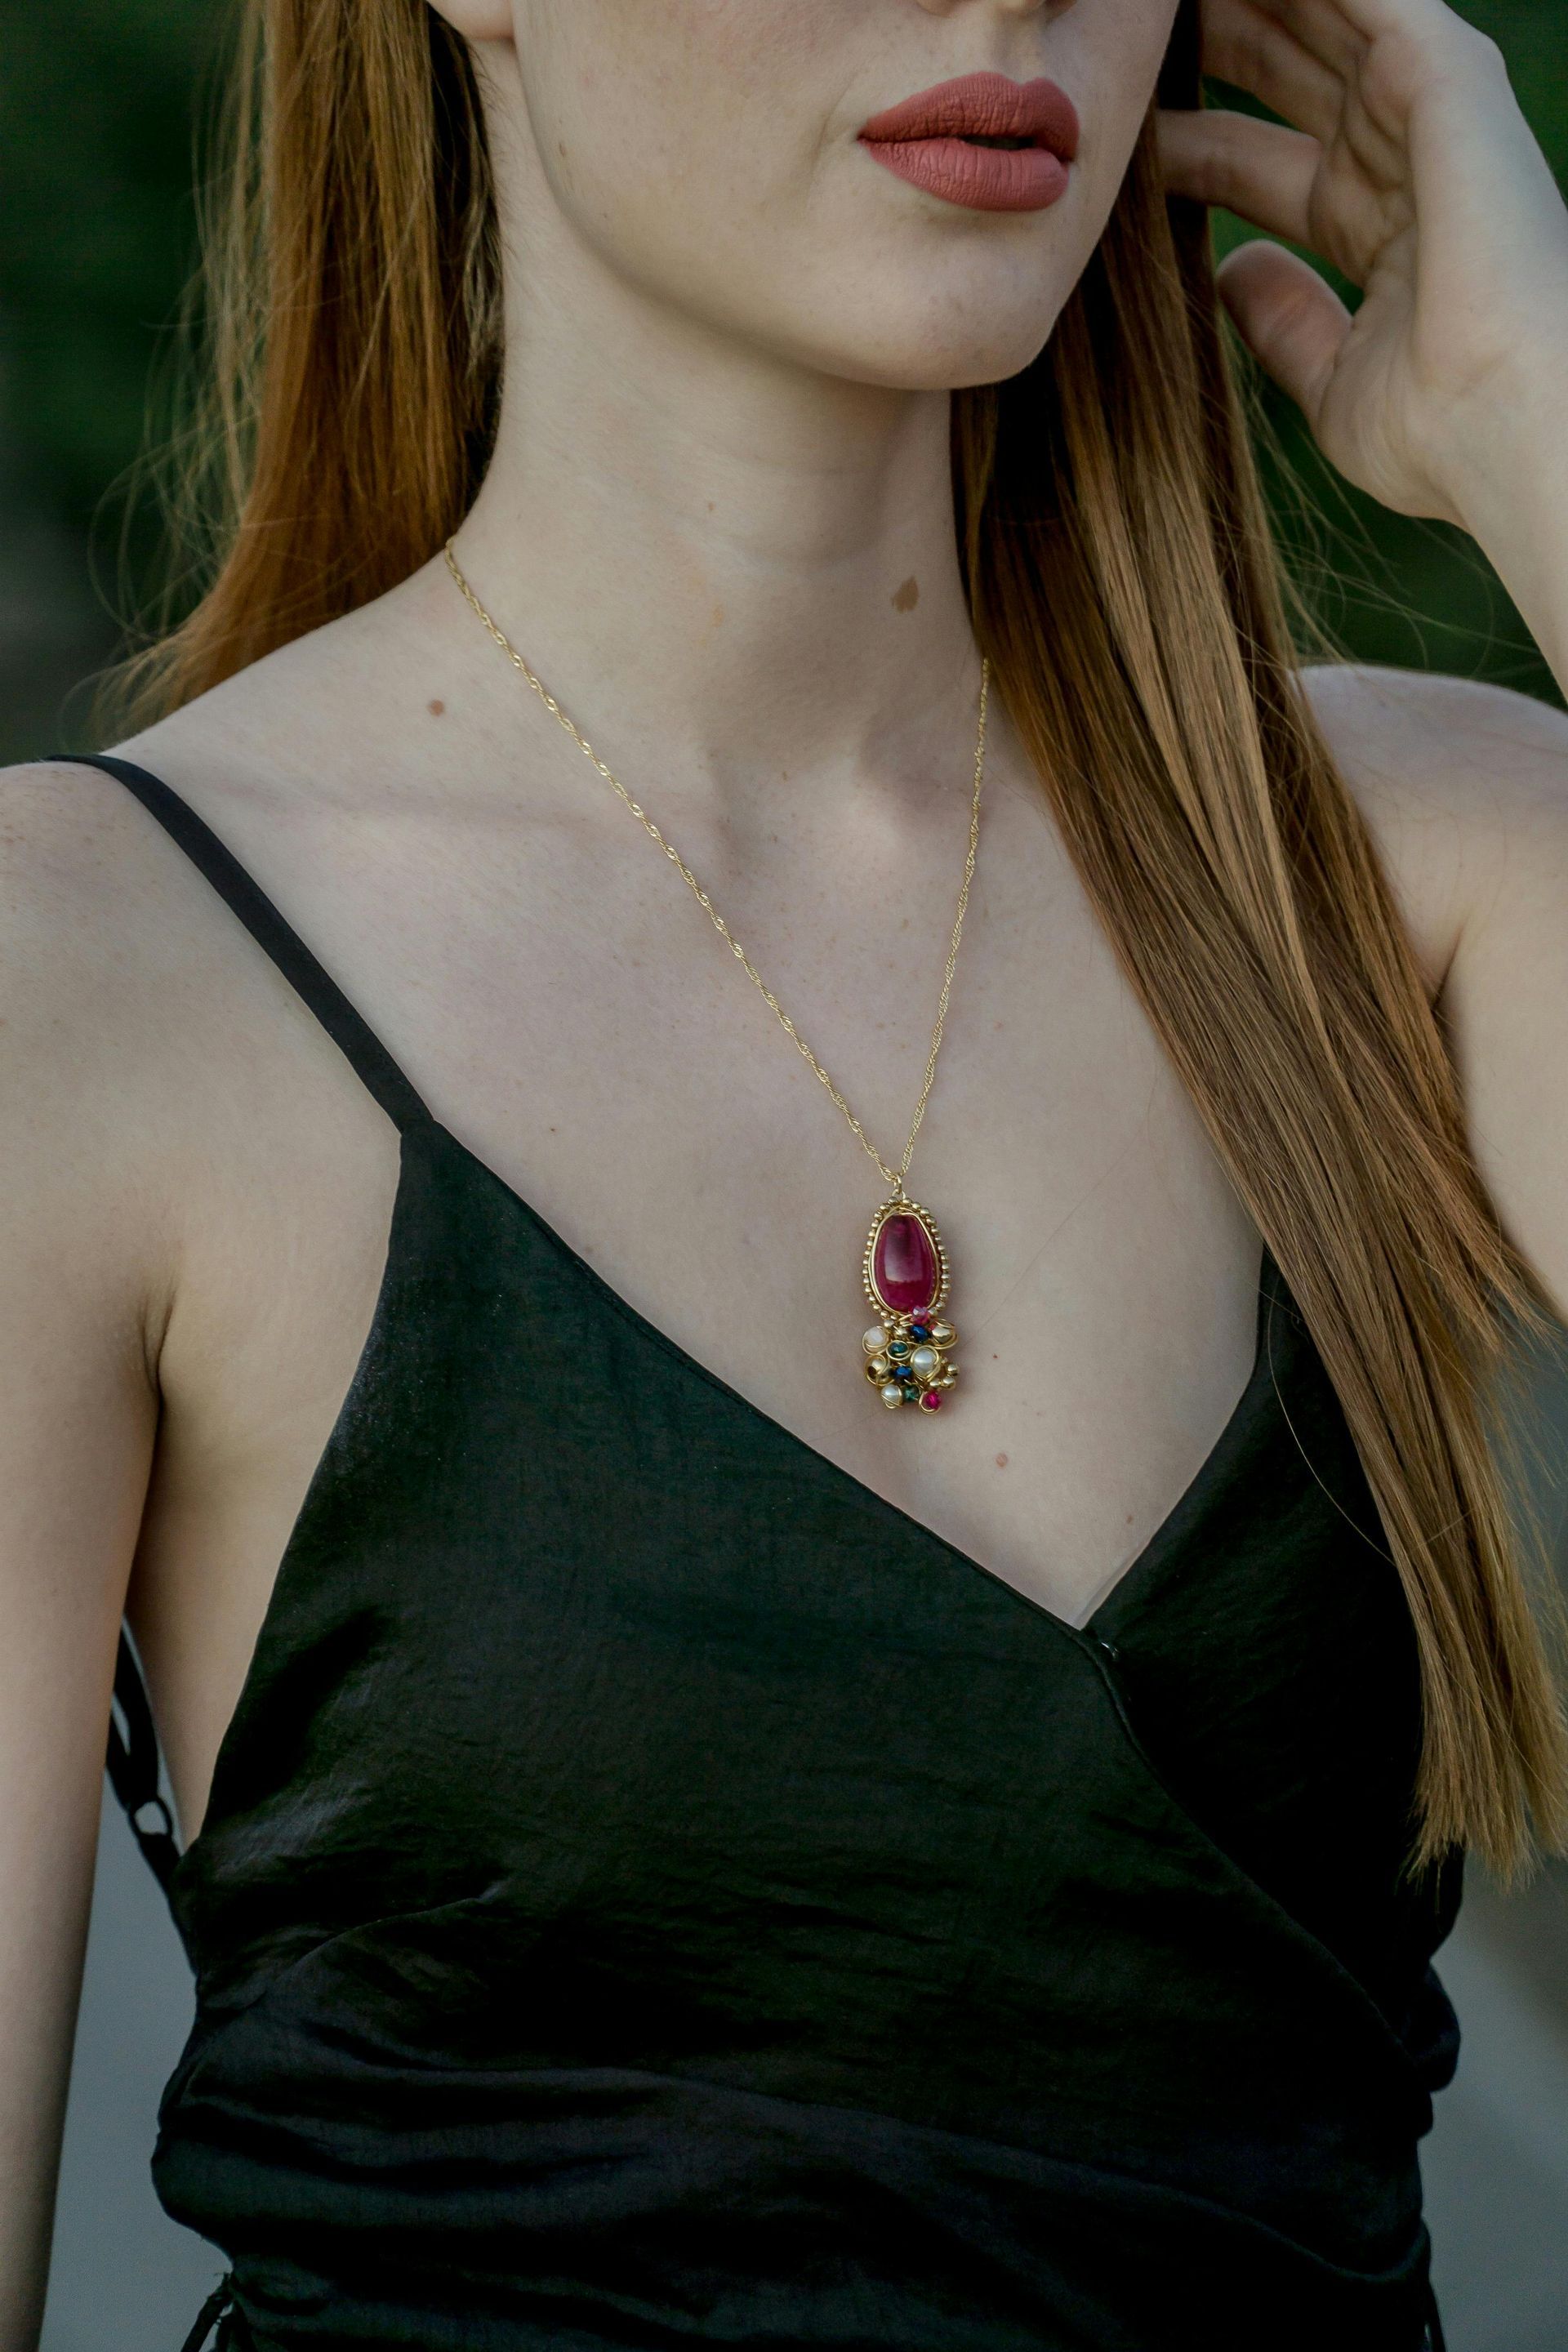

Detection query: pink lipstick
xmin=858 ymin=71 xmax=1080 ymax=215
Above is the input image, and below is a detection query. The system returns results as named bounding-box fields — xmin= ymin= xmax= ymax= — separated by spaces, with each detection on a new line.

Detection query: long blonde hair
xmin=114 ymin=0 xmax=1566 ymax=1873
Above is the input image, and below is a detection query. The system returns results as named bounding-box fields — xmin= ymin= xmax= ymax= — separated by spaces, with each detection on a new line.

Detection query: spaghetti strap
xmin=105 ymin=1627 xmax=180 ymax=1904
xmin=46 ymin=753 xmax=429 ymax=1899
xmin=46 ymin=754 xmax=430 ymax=1133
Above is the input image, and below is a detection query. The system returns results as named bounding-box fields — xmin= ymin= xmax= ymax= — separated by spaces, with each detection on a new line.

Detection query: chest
xmin=362 ymin=777 xmax=1257 ymax=1591
xmin=165 ymin=1119 xmax=1428 ymax=2154
xmin=140 ymin=760 xmax=1266 ymax=1834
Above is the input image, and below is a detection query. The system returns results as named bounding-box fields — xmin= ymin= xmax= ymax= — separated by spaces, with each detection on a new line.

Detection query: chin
xmin=752 ymin=213 xmax=1091 ymax=395
xmin=780 ymin=299 xmax=1068 ymax=396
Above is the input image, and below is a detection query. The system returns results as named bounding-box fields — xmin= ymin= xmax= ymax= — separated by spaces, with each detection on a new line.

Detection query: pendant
xmin=860 ymin=1195 xmax=959 ymax=1414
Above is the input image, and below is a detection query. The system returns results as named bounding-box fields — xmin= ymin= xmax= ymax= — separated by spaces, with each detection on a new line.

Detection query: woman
xmin=5 ymin=0 xmax=1567 ymax=2345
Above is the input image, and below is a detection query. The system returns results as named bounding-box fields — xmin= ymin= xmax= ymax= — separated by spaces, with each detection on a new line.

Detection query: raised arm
xmin=1162 ymin=0 xmax=1568 ymax=1314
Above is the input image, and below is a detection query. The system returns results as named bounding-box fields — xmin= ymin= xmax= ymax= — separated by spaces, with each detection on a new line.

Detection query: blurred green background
xmin=0 ymin=2 xmax=1565 ymax=761
xmin=3 ymin=8 xmax=1567 ymax=2350
xmin=0 ymin=0 xmax=220 ymax=755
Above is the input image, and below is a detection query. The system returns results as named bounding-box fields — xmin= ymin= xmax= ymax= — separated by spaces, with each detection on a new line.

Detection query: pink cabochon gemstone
xmin=873 ymin=1211 xmax=939 ymax=1316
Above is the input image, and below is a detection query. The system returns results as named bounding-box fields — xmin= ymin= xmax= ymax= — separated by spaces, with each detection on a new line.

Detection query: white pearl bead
xmin=909 ymin=1346 xmax=939 ymax=1377
xmin=880 ymin=1382 xmax=906 ymax=1407
xmin=864 ymin=1324 xmax=892 ymax=1354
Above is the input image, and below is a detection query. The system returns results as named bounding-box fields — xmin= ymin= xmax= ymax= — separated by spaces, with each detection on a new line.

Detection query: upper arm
xmin=0 ymin=765 xmax=171 ymax=2345
xmin=1303 ymin=663 xmax=1568 ymax=1321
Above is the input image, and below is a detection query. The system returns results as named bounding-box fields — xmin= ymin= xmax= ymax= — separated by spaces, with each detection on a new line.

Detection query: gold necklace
xmin=444 ymin=536 xmax=987 ymax=1417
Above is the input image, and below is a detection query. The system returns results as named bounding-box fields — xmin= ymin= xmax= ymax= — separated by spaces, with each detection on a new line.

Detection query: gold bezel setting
xmin=862 ymin=1197 xmax=950 ymax=1319
xmin=859 ymin=1196 xmax=957 ymax=1414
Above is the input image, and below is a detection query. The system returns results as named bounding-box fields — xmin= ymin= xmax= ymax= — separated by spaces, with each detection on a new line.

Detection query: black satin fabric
xmin=69 ymin=757 xmax=1459 ymax=2351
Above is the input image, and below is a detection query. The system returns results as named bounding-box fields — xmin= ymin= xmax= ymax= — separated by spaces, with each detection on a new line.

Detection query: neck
xmin=451 ymin=151 xmax=984 ymax=809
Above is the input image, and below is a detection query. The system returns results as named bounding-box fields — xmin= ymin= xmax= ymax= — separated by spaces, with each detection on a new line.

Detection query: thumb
xmin=1215 ymin=240 xmax=1353 ymax=435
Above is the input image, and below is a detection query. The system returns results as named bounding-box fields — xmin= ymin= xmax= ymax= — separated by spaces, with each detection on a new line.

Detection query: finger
xmin=1265 ymin=0 xmax=1465 ymax=50
xmin=1250 ymin=0 xmax=1485 ymax=83
xmin=1238 ymin=0 xmax=1370 ymax=78
xmin=1235 ymin=0 xmax=1429 ymax=187
xmin=1158 ymin=109 xmax=1322 ymax=247
xmin=1215 ymin=240 xmax=1354 ymax=432
xmin=1200 ymin=0 xmax=1346 ymax=144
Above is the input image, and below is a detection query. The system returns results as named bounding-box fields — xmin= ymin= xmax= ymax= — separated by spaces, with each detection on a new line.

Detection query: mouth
xmin=856 ymin=71 xmax=1080 ymax=216
xmin=858 ymin=71 xmax=1080 ymax=163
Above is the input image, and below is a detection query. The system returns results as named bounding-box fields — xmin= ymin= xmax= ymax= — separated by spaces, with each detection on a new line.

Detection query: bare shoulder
xmin=110 ymin=555 xmax=465 ymax=832
xmin=0 ymin=559 xmax=491 ymax=1182
xmin=0 ymin=755 xmax=213 ymax=1363
xmin=1298 ymin=662 xmax=1568 ymax=995
xmin=0 ymin=754 xmax=191 ymax=1120
xmin=0 ymin=691 xmax=378 ymax=1271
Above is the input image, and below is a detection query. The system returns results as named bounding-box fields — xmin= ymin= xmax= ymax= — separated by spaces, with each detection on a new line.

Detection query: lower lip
xmin=860 ymin=136 xmax=1070 ymax=214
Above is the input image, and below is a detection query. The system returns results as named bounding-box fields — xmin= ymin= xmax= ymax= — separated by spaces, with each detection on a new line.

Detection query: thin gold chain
xmin=443 ymin=537 xmax=987 ymax=1196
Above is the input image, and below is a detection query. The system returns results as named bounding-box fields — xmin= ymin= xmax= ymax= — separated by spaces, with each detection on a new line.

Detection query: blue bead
xmin=894 ymin=1366 xmax=915 ymax=1383
xmin=910 ymin=1325 xmax=930 ymax=1341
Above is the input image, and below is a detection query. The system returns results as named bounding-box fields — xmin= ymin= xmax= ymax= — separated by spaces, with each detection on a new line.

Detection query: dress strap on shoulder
xmin=48 ymin=753 xmax=430 ymax=1133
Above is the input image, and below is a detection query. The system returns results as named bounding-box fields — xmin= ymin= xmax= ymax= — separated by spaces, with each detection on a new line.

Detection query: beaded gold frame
xmin=859 ymin=1197 xmax=959 ymax=1414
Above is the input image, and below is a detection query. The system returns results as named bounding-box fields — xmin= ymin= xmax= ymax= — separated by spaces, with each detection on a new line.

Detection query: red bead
xmin=873 ymin=1212 xmax=939 ymax=1316
xmin=918 ymin=1389 xmax=942 ymax=1411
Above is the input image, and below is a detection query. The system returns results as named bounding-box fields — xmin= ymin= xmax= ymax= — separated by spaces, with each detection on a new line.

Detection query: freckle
xmin=558 ymin=140 xmax=568 ymax=158
xmin=710 ymin=602 xmax=724 ymax=630
xmin=995 ymin=1452 xmax=1009 ymax=1469
xmin=427 ymin=698 xmax=445 ymax=716
xmin=706 ymin=500 xmax=715 ymax=512
xmin=892 ymin=576 xmax=920 ymax=613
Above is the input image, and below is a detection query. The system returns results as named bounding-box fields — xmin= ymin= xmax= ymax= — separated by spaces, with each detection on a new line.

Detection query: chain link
xmin=443 ymin=537 xmax=987 ymax=1196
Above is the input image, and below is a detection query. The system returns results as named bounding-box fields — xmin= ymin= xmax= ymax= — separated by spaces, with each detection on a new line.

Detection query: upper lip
xmin=858 ymin=71 xmax=1080 ymax=161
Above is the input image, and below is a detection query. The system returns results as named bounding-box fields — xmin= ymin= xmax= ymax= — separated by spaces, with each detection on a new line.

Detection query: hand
xmin=1159 ymin=0 xmax=1568 ymax=528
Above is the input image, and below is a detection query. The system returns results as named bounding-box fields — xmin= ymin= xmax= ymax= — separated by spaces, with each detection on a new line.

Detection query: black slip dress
xmin=63 ymin=753 xmax=1459 ymax=2352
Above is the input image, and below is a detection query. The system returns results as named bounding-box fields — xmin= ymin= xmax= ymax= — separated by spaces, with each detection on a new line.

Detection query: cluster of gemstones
xmin=862 ymin=1312 xmax=958 ymax=1412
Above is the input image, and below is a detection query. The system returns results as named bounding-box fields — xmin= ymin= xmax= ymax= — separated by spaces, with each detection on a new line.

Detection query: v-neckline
xmin=430 ymin=1120 xmax=1293 ymax=1650
xmin=78 ymin=747 xmax=1303 ymax=1875
xmin=76 ymin=746 xmax=1293 ymax=1655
